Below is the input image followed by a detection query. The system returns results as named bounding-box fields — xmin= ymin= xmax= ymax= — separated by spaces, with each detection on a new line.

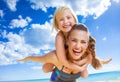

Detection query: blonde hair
xmin=52 ymin=6 xmax=78 ymax=31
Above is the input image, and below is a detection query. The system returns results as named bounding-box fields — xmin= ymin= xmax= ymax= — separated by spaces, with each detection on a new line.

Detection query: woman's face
xmin=56 ymin=9 xmax=76 ymax=33
xmin=67 ymin=29 xmax=89 ymax=60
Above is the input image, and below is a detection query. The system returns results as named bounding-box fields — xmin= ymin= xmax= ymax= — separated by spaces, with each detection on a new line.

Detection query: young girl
xmin=42 ymin=6 xmax=84 ymax=72
xmin=42 ymin=6 xmax=111 ymax=73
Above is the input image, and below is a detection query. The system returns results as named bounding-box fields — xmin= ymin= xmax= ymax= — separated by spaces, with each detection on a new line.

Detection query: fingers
xmin=73 ymin=56 xmax=88 ymax=66
xmin=71 ymin=62 xmax=88 ymax=72
xmin=18 ymin=60 xmax=24 ymax=62
xmin=18 ymin=59 xmax=25 ymax=62
xmin=101 ymin=58 xmax=112 ymax=64
xmin=77 ymin=63 xmax=88 ymax=72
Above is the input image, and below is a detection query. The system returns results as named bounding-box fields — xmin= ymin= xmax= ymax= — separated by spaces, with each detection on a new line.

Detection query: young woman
xmin=19 ymin=24 xmax=111 ymax=82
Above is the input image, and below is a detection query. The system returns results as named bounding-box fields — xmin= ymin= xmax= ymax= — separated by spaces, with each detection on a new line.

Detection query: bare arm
xmin=42 ymin=31 xmax=66 ymax=73
xmin=19 ymin=56 xmax=46 ymax=62
xmin=81 ymin=68 xmax=88 ymax=78
xmin=101 ymin=58 xmax=112 ymax=64
xmin=42 ymin=63 xmax=54 ymax=73
xmin=42 ymin=51 xmax=56 ymax=73
xmin=56 ymin=31 xmax=67 ymax=64
xmin=19 ymin=52 xmax=58 ymax=65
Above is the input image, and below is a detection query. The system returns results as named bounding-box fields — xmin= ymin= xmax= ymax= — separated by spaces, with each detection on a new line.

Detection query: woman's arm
xmin=42 ymin=51 xmax=56 ymax=73
xmin=19 ymin=51 xmax=58 ymax=65
xmin=42 ymin=63 xmax=54 ymax=73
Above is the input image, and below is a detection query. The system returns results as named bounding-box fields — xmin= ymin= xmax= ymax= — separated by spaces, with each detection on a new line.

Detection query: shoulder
xmin=56 ymin=31 xmax=64 ymax=41
xmin=44 ymin=51 xmax=60 ymax=67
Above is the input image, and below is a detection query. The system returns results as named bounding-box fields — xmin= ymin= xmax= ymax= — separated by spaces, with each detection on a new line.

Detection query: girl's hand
xmin=73 ymin=54 xmax=92 ymax=66
xmin=71 ymin=54 xmax=92 ymax=72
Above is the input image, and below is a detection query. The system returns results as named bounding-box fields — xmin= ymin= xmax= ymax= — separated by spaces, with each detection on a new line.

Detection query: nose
xmin=64 ymin=18 xmax=68 ymax=24
xmin=75 ymin=42 xmax=81 ymax=50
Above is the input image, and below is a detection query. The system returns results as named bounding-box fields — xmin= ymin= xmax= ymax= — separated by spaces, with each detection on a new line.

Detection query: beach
xmin=93 ymin=79 xmax=120 ymax=82
xmin=1 ymin=71 xmax=120 ymax=82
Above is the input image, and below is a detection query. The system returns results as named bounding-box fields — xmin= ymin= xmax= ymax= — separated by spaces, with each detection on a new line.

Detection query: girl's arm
xmin=56 ymin=31 xmax=69 ymax=66
xmin=81 ymin=68 xmax=88 ymax=78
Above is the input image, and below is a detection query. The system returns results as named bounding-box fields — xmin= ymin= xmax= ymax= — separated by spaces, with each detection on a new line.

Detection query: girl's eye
xmin=60 ymin=19 xmax=64 ymax=21
xmin=67 ymin=16 xmax=71 ymax=19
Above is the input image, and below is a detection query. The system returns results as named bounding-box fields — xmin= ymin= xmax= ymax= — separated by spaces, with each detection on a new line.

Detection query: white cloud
xmin=5 ymin=0 xmax=19 ymax=11
xmin=23 ymin=21 xmax=56 ymax=49
xmin=0 ymin=20 xmax=56 ymax=66
xmin=0 ymin=32 xmax=40 ymax=65
xmin=31 ymin=66 xmax=42 ymax=70
xmin=9 ymin=15 xmax=32 ymax=28
xmin=29 ymin=0 xmax=111 ymax=19
xmin=1 ymin=30 xmax=7 ymax=38
xmin=102 ymin=37 xmax=107 ymax=41
xmin=0 ymin=10 xmax=4 ymax=18
xmin=29 ymin=0 xmax=65 ymax=12
xmin=112 ymin=0 xmax=120 ymax=3
xmin=96 ymin=26 xmax=99 ymax=30
xmin=89 ymin=63 xmax=120 ymax=74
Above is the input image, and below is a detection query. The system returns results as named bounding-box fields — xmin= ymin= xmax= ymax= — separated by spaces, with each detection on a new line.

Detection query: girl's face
xmin=67 ymin=29 xmax=89 ymax=60
xmin=56 ymin=9 xmax=76 ymax=33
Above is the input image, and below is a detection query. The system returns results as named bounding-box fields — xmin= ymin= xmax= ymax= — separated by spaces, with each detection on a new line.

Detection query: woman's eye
xmin=81 ymin=41 xmax=87 ymax=44
xmin=72 ymin=39 xmax=76 ymax=42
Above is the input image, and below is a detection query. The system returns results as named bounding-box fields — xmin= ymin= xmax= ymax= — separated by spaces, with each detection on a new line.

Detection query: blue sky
xmin=0 ymin=0 xmax=120 ymax=81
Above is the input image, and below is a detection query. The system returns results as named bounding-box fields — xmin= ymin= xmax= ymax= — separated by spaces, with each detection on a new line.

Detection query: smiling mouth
xmin=73 ymin=49 xmax=81 ymax=56
xmin=63 ymin=25 xmax=71 ymax=28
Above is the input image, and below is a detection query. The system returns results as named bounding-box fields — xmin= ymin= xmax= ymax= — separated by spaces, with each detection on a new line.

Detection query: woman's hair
xmin=67 ymin=23 xmax=89 ymax=39
xmin=87 ymin=36 xmax=112 ymax=69
xmin=52 ymin=6 xmax=78 ymax=31
xmin=88 ymin=36 xmax=102 ymax=69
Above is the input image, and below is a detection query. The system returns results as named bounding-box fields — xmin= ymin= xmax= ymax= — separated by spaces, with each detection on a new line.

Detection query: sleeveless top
xmin=50 ymin=66 xmax=81 ymax=82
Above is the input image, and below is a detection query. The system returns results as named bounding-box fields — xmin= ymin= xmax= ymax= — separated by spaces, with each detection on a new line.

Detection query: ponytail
xmin=81 ymin=36 xmax=112 ymax=69
xmin=89 ymin=36 xmax=102 ymax=69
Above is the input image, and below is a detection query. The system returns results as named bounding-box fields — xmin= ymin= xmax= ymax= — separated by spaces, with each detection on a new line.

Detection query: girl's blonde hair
xmin=52 ymin=6 xmax=78 ymax=31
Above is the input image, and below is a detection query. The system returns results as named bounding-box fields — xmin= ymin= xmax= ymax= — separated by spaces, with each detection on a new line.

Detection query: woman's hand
xmin=18 ymin=57 xmax=28 ymax=62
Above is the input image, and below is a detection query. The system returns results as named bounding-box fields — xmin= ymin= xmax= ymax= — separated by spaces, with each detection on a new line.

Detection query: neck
xmin=62 ymin=31 xmax=68 ymax=40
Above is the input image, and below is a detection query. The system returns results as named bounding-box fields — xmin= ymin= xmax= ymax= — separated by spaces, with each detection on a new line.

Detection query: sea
xmin=1 ymin=71 xmax=120 ymax=82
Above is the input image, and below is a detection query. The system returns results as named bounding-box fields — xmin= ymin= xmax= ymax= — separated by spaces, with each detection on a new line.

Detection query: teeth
xmin=64 ymin=26 xmax=71 ymax=28
xmin=73 ymin=49 xmax=80 ymax=53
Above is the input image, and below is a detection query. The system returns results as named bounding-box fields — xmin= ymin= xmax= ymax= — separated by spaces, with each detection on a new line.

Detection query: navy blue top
xmin=50 ymin=67 xmax=81 ymax=82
